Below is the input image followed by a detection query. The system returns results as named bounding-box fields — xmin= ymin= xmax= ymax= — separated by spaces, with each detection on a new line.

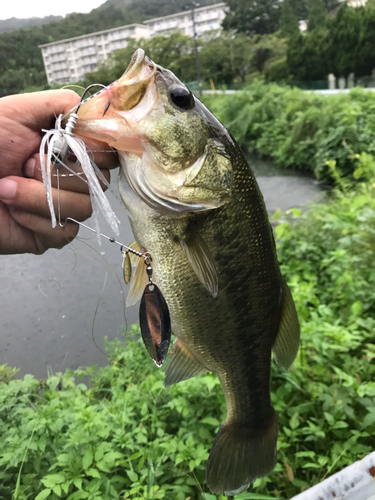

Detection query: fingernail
xmin=0 ymin=179 xmax=17 ymax=202
xmin=24 ymin=157 xmax=36 ymax=178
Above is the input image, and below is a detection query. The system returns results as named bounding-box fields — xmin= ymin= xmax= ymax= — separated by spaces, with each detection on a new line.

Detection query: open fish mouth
xmin=122 ymin=48 xmax=151 ymax=82
xmin=75 ymin=48 xmax=157 ymax=121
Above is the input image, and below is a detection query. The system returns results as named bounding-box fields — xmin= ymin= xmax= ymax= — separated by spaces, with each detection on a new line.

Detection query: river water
xmin=0 ymin=156 xmax=322 ymax=379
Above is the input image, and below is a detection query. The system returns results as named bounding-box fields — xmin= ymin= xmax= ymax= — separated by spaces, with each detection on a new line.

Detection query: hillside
xmin=0 ymin=15 xmax=63 ymax=33
xmin=0 ymin=0 xmax=215 ymax=97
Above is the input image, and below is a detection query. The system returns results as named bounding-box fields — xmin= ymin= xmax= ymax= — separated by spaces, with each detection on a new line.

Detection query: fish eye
xmin=169 ymin=86 xmax=193 ymax=110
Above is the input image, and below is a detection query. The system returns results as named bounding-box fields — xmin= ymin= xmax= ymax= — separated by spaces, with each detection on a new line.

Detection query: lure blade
xmin=139 ymin=284 xmax=171 ymax=367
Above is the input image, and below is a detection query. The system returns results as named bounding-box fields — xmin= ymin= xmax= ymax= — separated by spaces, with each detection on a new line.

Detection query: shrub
xmin=1 ymin=157 xmax=375 ymax=499
xmin=202 ymin=83 xmax=375 ymax=182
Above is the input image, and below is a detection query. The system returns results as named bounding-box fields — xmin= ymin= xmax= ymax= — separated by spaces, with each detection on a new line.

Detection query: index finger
xmin=1 ymin=89 xmax=81 ymax=131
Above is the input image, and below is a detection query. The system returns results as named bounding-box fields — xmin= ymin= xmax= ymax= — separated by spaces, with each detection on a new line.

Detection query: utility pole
xmin=186 ymin=2 xmax=202 ymax=99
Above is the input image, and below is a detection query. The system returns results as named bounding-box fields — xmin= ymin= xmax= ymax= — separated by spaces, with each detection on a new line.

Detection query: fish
xmin=70 ymin=48 xmax=300 ymax=496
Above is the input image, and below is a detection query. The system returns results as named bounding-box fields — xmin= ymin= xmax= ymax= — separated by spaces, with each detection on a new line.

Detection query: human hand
xmin=0 ymin=89 xmax=118 ymax=255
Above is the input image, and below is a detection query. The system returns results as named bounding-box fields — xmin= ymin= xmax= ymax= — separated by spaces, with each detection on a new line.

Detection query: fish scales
xmin=71 ymin=48 xmax=300 ymax=496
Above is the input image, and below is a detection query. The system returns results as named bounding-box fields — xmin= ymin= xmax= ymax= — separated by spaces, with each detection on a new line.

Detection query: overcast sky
xmin=0 ymin=0 xmax=106 ymax=20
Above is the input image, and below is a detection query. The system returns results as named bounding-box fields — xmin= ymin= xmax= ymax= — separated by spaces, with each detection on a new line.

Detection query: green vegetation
xmin=0 ymin=16 xmax=63 ymax=34
xmin=202 ymin=83 xmax=375 ymax=181
xmin=4 ymin=0 xmax=375 ymax=97
xmin=279 ymin=0 xmax=300 ymax=38
xmin=1 ymin=156 xmax=375 ymax=498
xmin=222 ymin=0 xmax=283 ymax=35
xmin=222 ymin=1 xmax=375 ymax=83
xmin=0 ymin=0 xmax=214 ymax=97
xmin=83 ymin=33 xmax=196 ymax=88
xmin=307 ymin=0 xmax=327 ymax=31
xmin=223 ymin=0 xmax=339 ymax=35
xmin=83 ymin=31 xmax=288 ymax=89
xmin=288 ymin=2 xmax=375 ymax=81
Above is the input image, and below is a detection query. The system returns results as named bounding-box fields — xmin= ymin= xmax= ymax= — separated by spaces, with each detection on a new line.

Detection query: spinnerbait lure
xmin=39 ymin=84 xmax=171 ymax=366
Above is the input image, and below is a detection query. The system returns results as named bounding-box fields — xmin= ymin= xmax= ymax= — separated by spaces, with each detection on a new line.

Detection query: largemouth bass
xmin=72 ymin=49 xmax=300 ymax=496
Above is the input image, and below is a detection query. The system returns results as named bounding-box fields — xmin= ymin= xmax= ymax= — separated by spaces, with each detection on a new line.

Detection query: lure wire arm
xmin=60 ymin=215 xmax=150 ymax=261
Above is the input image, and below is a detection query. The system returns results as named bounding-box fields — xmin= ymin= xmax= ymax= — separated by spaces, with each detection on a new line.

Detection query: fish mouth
xmin=75 ymin=48 xmax=156 ymax=121
xmin=122 ymin=48 xmax=150 ymax=82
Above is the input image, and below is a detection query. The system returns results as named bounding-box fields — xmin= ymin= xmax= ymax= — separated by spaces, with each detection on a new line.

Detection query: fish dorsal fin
xmin=272 ymin=281 xmax=300 ymax=371
xmin=164 ymin=338 xmax=209 ymax=387
xmin=180 ymin=226 xmax=218 ymax=298
xmin=126 ymin=242 xmax=148 ymax=307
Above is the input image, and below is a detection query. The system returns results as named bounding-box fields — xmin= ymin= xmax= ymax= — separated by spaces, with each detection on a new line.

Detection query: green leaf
xmin=272 ymin=207 xmax=282 ymax=220
xmin=332 ymin=421 xmax=348 ymax=429
xmin=201 ymin=417 xmax=220 ymax=426
xmin=72 ymin=478 xmax=82 ymax=490
xmin=87 ymin=468 xmax=101 ymax=478
xmin=103 ymin=451 xmax=123 ymax=465
xmin=126 ymin=470 xmax=138 ymax=483
xmin=286 ymin=208 xmax=302 ymax=218
xmin=295 ymin=451 xmax=315 ymax=458
xmin=363 ymin=412 xmax=375 ymax=428
xmin=351 ymin=301 xmax=362 ymax=317
xmin=290 ymin=412 xmax=300 ymax=430
xmin=353 ymin=168 xmax=363 ymax=179
xmin=324 ymin=412 xmax=335 ymax=426
xmin=302 ymin=462 xmax=321 ymax=469
xmin=35 ymin=490 xmax=52 ymax=500
xmin=358 ymin=382 xmax=375 ymax=397
xmin=83 ymin=448 xmax=93 ymax=470
xmin=53 ymin=485 xmax=62 ymax=497
xmin=42 ymin=474 xmax=65 ymax=488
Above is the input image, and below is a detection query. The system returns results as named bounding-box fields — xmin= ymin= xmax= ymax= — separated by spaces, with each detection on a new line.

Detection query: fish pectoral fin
xmin=272 ymin=281 xmax=300 ymax=371
xmin=126 ymin=243 xmax=148 ymax=307
xmin=180 ymin=226 xmax=218 ymax=298
xmin=128 ymin=241 xmax=141 ymax=266
xmin=123 ymin=240 xmax=143 ymax=285
xmin=164 ymin=338 xmax=209 ymax=387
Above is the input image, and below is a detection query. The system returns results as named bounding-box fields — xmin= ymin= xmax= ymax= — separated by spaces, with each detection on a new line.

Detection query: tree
xmin=280 ymin=0 xmax=300 ymax=37
xmin=222 ymin=0 xmax=283 ymax=36
xmin=287 ymin=2 xmax=375 ymax=81
xmin=325 ymin=4 xmax=369 ymax=77
xmin=289 ymin=0 xmax=310 ymax=20
xmin=289 ymin=0 xmax=339 ymax=21
xmin=287 ymin=28 xmax=330 ymax=81
xmin=84 ymin=31 xmax=197 ymax=87
xmin=308 ymin=0 xmax=328 ymax=31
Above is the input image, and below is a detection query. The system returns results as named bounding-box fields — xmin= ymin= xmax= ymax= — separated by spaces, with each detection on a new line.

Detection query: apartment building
xmin=40 ymin=24 xmax=149 ymax=84
xmin=39 ymin=2 xmax=226 ymax=85
xmin=144 ymin=3 xmax=226 ymax=38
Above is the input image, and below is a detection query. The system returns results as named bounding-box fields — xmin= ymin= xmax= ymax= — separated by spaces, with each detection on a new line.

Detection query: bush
xmin=202 ymin=83 xmax=375 ymax=182
xmin=1 ymin=159 xmax=375 ymax=499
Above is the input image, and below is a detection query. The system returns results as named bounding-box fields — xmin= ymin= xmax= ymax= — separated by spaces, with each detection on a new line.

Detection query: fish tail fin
xmin=206 ymin=411 xmax=278 ymax=496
